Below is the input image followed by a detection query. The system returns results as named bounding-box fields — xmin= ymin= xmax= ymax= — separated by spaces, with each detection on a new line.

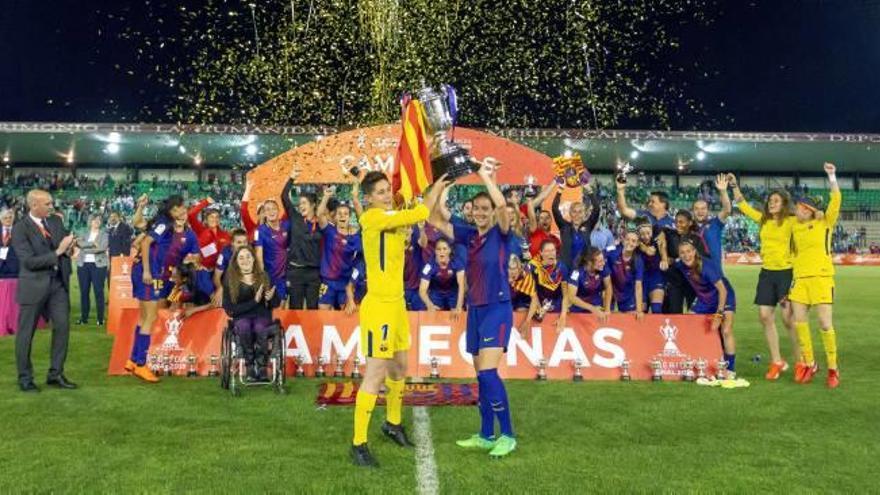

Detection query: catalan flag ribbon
xmin=393 ymin=99 xmax=434 ymax=203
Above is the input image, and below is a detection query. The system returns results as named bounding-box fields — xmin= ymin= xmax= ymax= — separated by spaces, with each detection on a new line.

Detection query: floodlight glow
xmin=108 ymin=132 xmax=122 ymax=143
xmin=105 ymin=143 xmax=120 ymax=154
xmin=696 ymin=151 xmax=707 ymax=161
xmin=629 ymin=150 xmax=639 ymax=160
xmin=245 ymin=144 xmax=258 ymax=156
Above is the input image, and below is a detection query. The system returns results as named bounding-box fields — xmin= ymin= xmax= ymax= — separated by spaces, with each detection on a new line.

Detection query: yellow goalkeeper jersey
xmin=792 ymin=190 xmax=841 ymax=279
xmin=359 ymin=204 xmax=430 ymax=302
xmin=736 ymin=200 xmax=795 ymax=270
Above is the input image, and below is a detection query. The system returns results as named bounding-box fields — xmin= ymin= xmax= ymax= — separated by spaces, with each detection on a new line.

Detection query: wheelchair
xmin=219 ymin=318 xmax=286 ymax=396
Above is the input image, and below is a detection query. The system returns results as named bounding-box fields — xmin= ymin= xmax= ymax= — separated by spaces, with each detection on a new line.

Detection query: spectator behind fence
xmin=75 ymin=215 xmax=109 ymax=326
xmin=107 ymin=210 xmax=134 ymax=258
xmin=1 ymin=208 xmax=21 ymax=336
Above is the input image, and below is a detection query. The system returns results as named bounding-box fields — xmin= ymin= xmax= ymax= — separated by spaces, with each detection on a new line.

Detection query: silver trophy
xmin=536 ymin=358 xmax=548 ymax=381
xmin=208 ymin=355 xmax=219 ymax=377
xmin=696 ymin=358 xmax=708 ymax=380
xmin=334 ymin=356 xmax=345 ymax=378
xmin=680 ymin=359 xmax=695 ymax=382
xmin=429 ymin=357 xmax=440 ymax=380
xmin=533 ymin=299 xmax=554 ymax=322
xmin=186 ymin=354 xmax=198 ymax=377
xmin=162 ymin=354 xmax=172 ymax=377
xmin=620 ymin=359 xmax=632 ymax=381
xmin=295 ymin=353 xmax=305 ymax=378
xmin=573 ymin=360 xmax=584 ymax=382
xmin=417 ymin=83 xmax=475 ymax=181
xmin=351 ymin=356 xmax=362 ymax=380
xmin=615 ymin=160 xmax=635 ymax=185
xmin=148 ymin=353 xmax=160 ymax=375
xmin=315 ymin=355 xmax=327 ymax=378
xmin=715 ymin=358 xmax=728 ymax=381
xmin=650 ymin=356 xmax=663 ymax=382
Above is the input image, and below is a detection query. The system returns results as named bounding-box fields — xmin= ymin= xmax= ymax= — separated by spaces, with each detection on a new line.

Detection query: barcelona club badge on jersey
xmin=553 ymin=153 xmax=591 ymax=188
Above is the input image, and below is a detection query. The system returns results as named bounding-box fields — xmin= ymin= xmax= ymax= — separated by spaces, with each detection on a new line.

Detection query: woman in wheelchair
xmin=222 ymin=245 xmax=281 ymax=382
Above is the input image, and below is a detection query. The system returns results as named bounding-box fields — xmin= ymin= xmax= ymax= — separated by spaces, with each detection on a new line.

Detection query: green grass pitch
xmin=0 ymin=265 xmax=877 ymax=493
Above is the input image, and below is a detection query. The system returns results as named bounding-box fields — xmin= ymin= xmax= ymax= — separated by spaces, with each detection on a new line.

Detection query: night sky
xmin=1 ymin=0 xmax=878 ymax=132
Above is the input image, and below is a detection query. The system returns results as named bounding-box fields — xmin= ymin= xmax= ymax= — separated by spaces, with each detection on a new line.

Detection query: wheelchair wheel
xmin=272 ymin=328 xmax=286 ymax=394
xmin=220 ymin=328 xmax=231 ymax=390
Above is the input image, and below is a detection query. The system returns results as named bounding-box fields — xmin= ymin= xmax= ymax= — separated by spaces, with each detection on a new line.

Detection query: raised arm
xmin=477 ymin=158 xmax=509 ymax=234
xmin=585 ymin=184 xmax=601 ymax=232
xmin=715 ymin=174 xmax=732 ymax=222
xmin=615 ymin=180 xmax=638 ymax=220
xmin=824 ymin=162 xmax=841 ymax=226
xmin=551 ymin=188 xmax=568 ymax=230
xmin=350 ymin=174 xmax=364 ymax=217
xmin=316 ymin=186 xmax=334 ymax=230
xmin=729 ymin=175 xmax=762 ymax=224
xmin=131 ymin=194 xmax=148 ymax=230
xmin=242 ymin=179 xmax=259 ymax=235
xmin=426 ymin=179 xmax=455 ymax=240
xmin=187 ymin=198 xmax=210 ymax=235
xmin=528 ymin=182 xmax=558 ymax=233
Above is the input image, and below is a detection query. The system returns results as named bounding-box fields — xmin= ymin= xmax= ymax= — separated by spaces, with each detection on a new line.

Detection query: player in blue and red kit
xmin=253 ymin=199 xmax=290 ymax=306
xmin=676 ymin=237 xmax=738 ymax=379
xmin=404 ymin=225 xmax=426 ymax=311
xmin=428 ymin=158 xmax=518 ymax=458
xmin=606 ymin=230 xmax=645 ymax=319
xmin=565 ymin=247 xmax=612 ymax=321
xmin=418 ymin=238 xmax=465 ymax=314
xmin=316 ymin=186 xmax=361 ymax=310
xmin=692 ymin=174 xmax=733 ymax=271
xmin=636 ymin=219 xmax=668 ymax=314
xmin=126 ymin=196 xmax=199 ymax=383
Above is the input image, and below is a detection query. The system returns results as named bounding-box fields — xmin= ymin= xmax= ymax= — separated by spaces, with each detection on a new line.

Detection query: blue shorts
xmin=643 ymin=271 xmax=666 ymax=293
xmin=615 ymin=295 xmax=637 ymax=312
xmin=465 ymin=300 xmax=513 ymax=355
xmin=354 ymin=283 xmax=367 ymax=304
xmin=273 ymin=277 xmax=288 ymax=302
xmin=429 ymin=291 xmax=458 ymax=310
xmin=693 ymin=279 xmax=737 ymax=314
xmin=319 ymin=278 xmax=348 ymax=308
xmin=405 ymin=288 xmax=426 ymax=311
xmin=131 ymin=263 xmax=172 ymax=301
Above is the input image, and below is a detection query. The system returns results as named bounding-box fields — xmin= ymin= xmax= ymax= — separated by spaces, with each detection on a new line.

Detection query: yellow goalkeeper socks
xmin=820 ymin=327 xmax=838 ymax=370
xmin=353 ymin=390 xmax=378 ymax=446
xmin=384 ymin=378 xmax=406 ymax=426
xmin=796 ymin=322 xmax=814 ymax=364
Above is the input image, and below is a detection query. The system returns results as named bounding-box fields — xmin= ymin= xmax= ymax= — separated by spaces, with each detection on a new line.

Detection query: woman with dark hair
xmin=418 ymin=237 xmax=465 ymax=314
xmin=0 ymin=208 xmax=20 ymax=336
xmin=254 ymin=193 xmax=291 ymax=307
xmin=732 ymin=176 xmax=801 ymax=381
xmin=676 ymin=237 xmax=739 ymax=382
xmin=635 ymin=218 xmax=667 ymax=314
xmin=75 ymin=214 xmax=109 ymax=325
xmin=565 ymin=247 xmax=612 ymax=322
xmin=125 ymin=195 xmax=199 ymax=383
xmin=552 ymin=180 xmax=600 ymax=268
xmin=658 ymin=209 xmax=704 ymax=313
xmin=223 ymin=245 xmax=281 ymax=382
xmin=281 ymin=168 xmax=322 ymax=309
xmin=606 ymin=230 xmax=645 ymax=319
xmin=187 ymin=197 xmax=231 ymax=305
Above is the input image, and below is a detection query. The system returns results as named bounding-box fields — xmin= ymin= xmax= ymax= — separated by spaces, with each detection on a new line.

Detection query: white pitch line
xmin=413 ymin=406 xmax=439 ymax=495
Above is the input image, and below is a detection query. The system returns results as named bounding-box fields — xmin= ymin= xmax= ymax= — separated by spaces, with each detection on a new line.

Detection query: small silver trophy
xmin=334 ymin=356 xmax=345 ymax=378
xmin=715 ymin=358 xmax=728 ymax=381
xmin=429 ymin=357 xmax=440 ymax=380
xmin=162 ymin=354 xmax=172 ymax=377
xmin=696 ymin=358 xmax=708 ymax=380
xmin=208 ymin=355 xmax=219 ymax=377
xmin=536 ymin=358 xmax=548 ymax=381
xmin=533 ymin=299 xmax=554 ymax=322
xmin=351 ymin=356 xmax=362 ymax=380
xmin=573 ymin=360 xmax=584 ymax=382
xmin=620 ymin=358 xmax=632 ymax=381
xmin=295 ymin=353 xmax=305 ymax=378
xmin=148 ymin=353 xmax=160 ymax=375
xmin=315 ymin=355 xmax=327 ymax=378
xmin=681 ymin=359 xmax=695 ymax=382
xmin=615 ymin=160 xmax=636 ymax=185
xmin=186 ymin=354 xmax=198 ymax=377
xmin=650 ymin=356 xmax=663 ymax=382
xmin=417 ymin=83 xmax=475 ymax=181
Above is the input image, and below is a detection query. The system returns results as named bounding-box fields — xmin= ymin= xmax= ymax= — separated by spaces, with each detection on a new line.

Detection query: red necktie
xmin=2 ymin=228 xmax=9 ymax=245
xmin=38 ymin=219 xmax=51 ymax=239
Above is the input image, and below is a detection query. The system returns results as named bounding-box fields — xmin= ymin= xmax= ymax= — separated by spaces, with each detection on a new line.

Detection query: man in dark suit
xmin=11 ymin=189 xmax=78 ymax=392
xmin=107 ymin=210 xmax=134 ymax=258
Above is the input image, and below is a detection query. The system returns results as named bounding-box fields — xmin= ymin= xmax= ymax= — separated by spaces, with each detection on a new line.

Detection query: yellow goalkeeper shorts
xmin=359 ymin=295 xmax=410 ymax=359
xmin=789 ymin=276 xmax=834 ymax=306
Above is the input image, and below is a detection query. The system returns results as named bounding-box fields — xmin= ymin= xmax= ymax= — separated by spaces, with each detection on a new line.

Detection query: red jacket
xmin=188 ymin=199 xmax=231 ymax=269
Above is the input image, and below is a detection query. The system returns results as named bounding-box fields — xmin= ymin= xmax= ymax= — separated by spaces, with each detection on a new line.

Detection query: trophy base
xmin=208 ymin=371 xmax=219 ymax=377
xmin=351 ymin=373 xmax=361 ymax=380
xmin=429 ymin=373 xmax=440 ymax=380
xmin=334 ymin=372 xmax=344 ymax=378
xmin=536 ymin=375 xmax=547 ymax=381
xmin=573 ymin=375 xmax=584 ymax=382
xmin=186 ymin=371 xmax=198 ymax=378
xmin=651 ymin=375 xmax=663 ymax=382
xmin=620 ymin=375 xmax=631 ymax=382
xmin=431 ymin=145 xmax=476 ymax=182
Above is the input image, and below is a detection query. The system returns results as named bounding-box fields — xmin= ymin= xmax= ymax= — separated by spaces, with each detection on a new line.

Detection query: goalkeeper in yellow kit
xmin=349 ymin=170 xmax=445 ymax=467
xmin=790 ymin=162 xmax=841 ymax=388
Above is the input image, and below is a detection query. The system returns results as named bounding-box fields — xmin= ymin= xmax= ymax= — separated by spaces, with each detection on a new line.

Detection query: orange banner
xmin=109 ymin=309 xmax=724 ymax=381
xmin=724 ymin=252 xmax=880 ymax=266
xmin=107 ymin=256 xmax=138 ymax=335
